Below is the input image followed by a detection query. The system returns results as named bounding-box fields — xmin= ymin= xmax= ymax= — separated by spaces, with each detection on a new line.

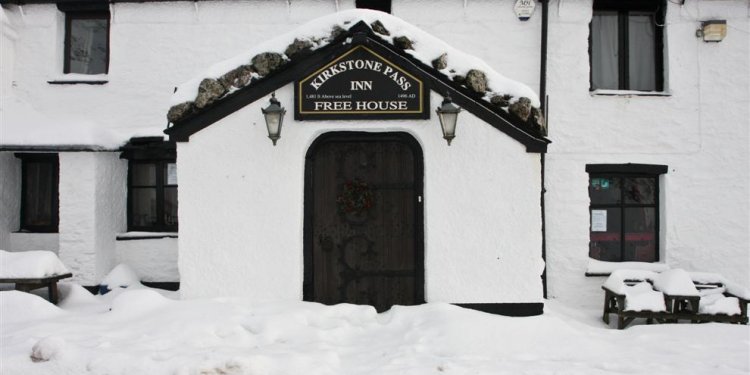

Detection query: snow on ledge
xmin=589 ymin=89 xmax=671 ymax=97
xmin=116 ymin=232 xmax=178 ymax=240
xmin=47 ymin=73 xmax=109 ymax=84
xmin=169 ymin=9 xmax=540 ymax=118
xmin=0 ymin=250 xmax=70 ymax=278
xmin=586 ymin=258 xmax=670 ymax=276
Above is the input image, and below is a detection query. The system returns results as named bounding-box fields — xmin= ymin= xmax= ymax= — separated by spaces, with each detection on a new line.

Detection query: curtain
xmin=628 ymin=14 xmax=657 ymax=91
xmin=70 ymin=18 xmax=107 ymax=74
xmin=24 ymin=162 xmax=53 ymax=226
xmin=591 ymin=12 xmax=619 ymax=90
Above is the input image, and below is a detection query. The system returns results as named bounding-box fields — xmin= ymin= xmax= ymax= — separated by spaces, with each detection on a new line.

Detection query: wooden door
xmin=304 ymin=132 xmax=423 ymax=312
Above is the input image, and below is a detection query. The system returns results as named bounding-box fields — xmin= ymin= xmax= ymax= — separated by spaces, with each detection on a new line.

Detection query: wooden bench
xmin=602 ymin=280 xmax=749 ymax=329
xmin=0 ymin=273 xmax=73 ymax=304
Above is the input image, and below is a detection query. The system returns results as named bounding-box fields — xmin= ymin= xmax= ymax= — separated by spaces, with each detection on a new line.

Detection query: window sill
xmin=116 ymin=232 xmax=178 ymax=241
xmin=12 ymin=230 xmax=59 ymax=234
xmin=48 ymin=73 xmax=108 ymax=85
xmin=589 ymin=89 xmax=671 ymax=97
xmin=585 ymin=258 xmax=669 ymax=277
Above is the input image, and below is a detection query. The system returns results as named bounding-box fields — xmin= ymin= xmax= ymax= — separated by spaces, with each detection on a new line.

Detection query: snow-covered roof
xmin=171 ymin=9 xmax=539 ymax=108
xmin=166 ymin=9 xmax=548 ymax=146
xmin=0 ymin=97 xmax=125 ymax=150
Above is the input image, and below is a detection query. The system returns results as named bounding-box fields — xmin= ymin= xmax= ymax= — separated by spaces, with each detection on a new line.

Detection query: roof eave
xmin=165 ymin=23 xmax=550 ymax=153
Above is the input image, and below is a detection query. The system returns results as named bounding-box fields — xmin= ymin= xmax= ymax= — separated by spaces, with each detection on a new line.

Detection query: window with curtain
xmin=587 ymin=164 xmax=667 ymax=263
xmin=65 ymin=11 xmax=109 ymax=74
xmin=590 ymin=0 xmax=664 ymax=91
xmin=17 ymin=154 xmax=59 ymax=233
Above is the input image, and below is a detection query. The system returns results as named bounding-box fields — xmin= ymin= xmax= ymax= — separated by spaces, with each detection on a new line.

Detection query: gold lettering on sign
xmin=314 ymin=101 xmax=353 ymax=111
xmin=351 ymin=81 xmax=373 ymax=91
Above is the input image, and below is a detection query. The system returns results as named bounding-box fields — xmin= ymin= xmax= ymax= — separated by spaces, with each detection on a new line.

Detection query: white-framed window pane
xmin=591 ymin=11 xmax=620 ymax=90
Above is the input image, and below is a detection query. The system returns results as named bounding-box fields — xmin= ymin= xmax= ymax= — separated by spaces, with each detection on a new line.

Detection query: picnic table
xmin=0 ymin=250 xmax=72 ymax=304
xmin=602 ymin=269 xmax=749 ymax=329
xmin=0 ymin=273 xmax=73 ymax=304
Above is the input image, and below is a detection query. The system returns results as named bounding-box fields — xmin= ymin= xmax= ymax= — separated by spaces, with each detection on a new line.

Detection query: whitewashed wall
xmin=58 ymin=152 xmax=126 ymax=284
xmin=544 ymin=0 xmax=750 ymax=308
xmin=1 ymin=0 xmax=747 ymax=307
xmin=115 ymin=237 xmax=179 ymax=282
xmin=0 ymin=0 xmax=541 ymax=140
xmin=0 ymin=6 xmax=15 ymax=98
xmin=0 ymin=153 xmax=20 ymax=250
xmin=9 ymin=233 xmax=59 ymax=253
xmin=0 ymin=9 xmax=18 ymax=250
xmin=178 ymin=87 xmax=545 ymax=303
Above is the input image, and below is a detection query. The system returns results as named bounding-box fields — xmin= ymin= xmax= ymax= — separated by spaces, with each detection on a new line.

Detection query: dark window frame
xmin=589 ymin=0 xmax=665 ymax=91
xmin=63 ymin=11 xmax=111 ymax=74
xmin=127 ymin=160 xmax=178 ymax=232
xmin=355 ymin=0 xmax=391 ymax=13
xmin=586 ymin=164 xmax=667 ymax=263
xmin=121 ymin=138 xmax=177 ymax=233
xmin=16 ymin=153 xmax=59 ymax=233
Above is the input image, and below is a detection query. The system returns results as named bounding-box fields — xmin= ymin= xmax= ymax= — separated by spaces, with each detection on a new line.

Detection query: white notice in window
xmin=591 ymin=210 xmax=607 ymax=232
xmin=167 ymin=163 xmax=177 ymax=185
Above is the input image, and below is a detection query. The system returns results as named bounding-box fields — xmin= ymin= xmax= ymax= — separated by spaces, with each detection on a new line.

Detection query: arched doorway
xmin=303 ymin=132 xmax=424 ymax=312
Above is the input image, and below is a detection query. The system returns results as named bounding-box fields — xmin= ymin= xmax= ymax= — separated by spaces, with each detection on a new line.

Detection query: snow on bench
xmin=0 ymin=250 xmax=72 ymax=304
xmin=601 ymin=268 xmax=749 ymax=329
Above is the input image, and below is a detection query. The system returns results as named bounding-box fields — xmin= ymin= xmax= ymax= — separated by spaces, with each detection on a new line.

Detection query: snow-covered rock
xmin=168 ymin=9 xmax=541 ymax=123
xmin=30 ymin=336 xmax=67 ymax=362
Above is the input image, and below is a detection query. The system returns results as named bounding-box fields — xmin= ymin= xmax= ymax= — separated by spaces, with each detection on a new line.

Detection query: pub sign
xmin=295 ymin=45 xmax=428 ymax=120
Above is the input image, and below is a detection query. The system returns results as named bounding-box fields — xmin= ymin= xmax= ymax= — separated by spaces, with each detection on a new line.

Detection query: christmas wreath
xmin=336 ymin=179 xmax=374 ymax=214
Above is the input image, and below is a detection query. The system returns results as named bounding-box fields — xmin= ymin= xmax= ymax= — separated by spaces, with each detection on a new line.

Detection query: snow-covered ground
xmin=1 ymin=284 xmax=748 ymax=375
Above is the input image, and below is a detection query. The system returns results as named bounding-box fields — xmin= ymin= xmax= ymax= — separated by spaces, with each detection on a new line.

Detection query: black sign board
xmin=296 ymin=45 xmax=428 ymax=120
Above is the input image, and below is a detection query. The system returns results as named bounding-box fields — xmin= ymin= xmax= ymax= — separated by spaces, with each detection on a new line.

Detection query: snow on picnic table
xmin=1 ymin=287 xmax=748 ymax=375
xmin=0 ymin=250 xmax=70 ymax=279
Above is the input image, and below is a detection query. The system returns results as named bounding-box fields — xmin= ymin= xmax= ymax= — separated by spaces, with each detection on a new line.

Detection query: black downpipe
xmin=541 ymin=153 xmax=547 ymax=299
xmin=540 ymin=0 xmax=549 ymax=114
xmin=539 ymin=0 xmax=549 ymax=299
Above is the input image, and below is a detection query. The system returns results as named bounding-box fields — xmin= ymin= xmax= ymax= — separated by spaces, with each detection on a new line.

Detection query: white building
xmin=1 ymin=0 xmax=747 ymax=315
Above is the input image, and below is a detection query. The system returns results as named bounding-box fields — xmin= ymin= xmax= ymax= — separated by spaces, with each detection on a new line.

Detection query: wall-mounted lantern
xmin=436 ymin=94 xmax=461 ymax=146
xmin=697 ymin=20 xmax=727 ymax=42
xmin=262 ymin=93 xmax=286 ymax=146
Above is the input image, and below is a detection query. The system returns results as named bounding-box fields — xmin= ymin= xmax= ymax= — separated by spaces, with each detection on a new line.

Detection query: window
xmin=121 ymin=138 xmax=177 ymax=232
xmin=64 ymin=11 xmax=110 ymax=74
xmin=17 ymin=154 xmax=59 ymax=233
xmin=356 ymin=0 xmax=391 ymax=13
xmin=587 ymin=164 xmax=667 ymax=262
xmin=590 ymin=0 xmax=664 ymax=91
